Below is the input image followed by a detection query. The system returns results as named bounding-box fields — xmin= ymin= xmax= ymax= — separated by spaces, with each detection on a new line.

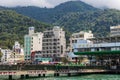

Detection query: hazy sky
xmin=0 ymin=0 xmax=120 ymax=10
xmin=81 ymin=0 xmax=120 ymax=9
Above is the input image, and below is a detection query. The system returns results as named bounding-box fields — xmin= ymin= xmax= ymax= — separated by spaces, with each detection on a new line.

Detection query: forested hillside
xmin=9 ymin=1 xmax=120 ymax=37
xmin=1 ymin=1 xmax=120 ymax=48
xmin=11 ymin=1 xmax=98 ymax=23
xmin=0 ymin=10 xmax=51 ymax=49
xmin=55 ymin=9 xmax=120 ymax=37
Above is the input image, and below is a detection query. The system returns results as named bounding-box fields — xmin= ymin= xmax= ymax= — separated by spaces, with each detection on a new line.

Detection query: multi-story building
xmin=73 ymin=36 xmax=120 ymax=66
xmin=24 ymin=27 xmax=43 ymax=61
xmin=73 ymin=27 xmax=120 ymax=54
xmin=1 ymin=49 xmax=12 ymax=63
xmin=74 ymin=36 xmax=120 ymax=53
xmin=24 ymin=26 xmax=66 ymax=62
xmin=110 ymin=25 xmax=120 ymax=37
xmin=7 ymin=41 xmax=24 ymax=64
xmin=67 ymin=31 xmax=94 ymax=62
xmin=35 ymin=26 xmax=66 ymax=62
xmin=69 ymin=30 xmax=93 ymax=52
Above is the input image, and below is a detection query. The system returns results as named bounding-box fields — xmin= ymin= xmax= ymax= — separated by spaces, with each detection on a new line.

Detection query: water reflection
xmin=0 ymin=74 xmax=120 ymax=80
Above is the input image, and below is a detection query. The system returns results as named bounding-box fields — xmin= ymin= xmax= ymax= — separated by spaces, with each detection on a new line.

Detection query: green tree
xmin=0 ymin=50 xmax=2 ymax=59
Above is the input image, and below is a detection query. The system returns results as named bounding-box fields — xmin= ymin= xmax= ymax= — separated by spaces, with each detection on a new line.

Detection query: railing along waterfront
xmin=0 ymin=64 xmax=111 ymax=70
xmin=0 ymin=64 xmax=119 ymax=80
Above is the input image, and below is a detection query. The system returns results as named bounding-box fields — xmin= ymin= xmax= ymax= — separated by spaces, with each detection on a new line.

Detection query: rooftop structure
xmin=110 ymin=25 xmax=120 ymax=37
xmin=13 ymin=41 xmax=22 ymax=54
xmin=71 ymin=30 xmax=93 ymax=40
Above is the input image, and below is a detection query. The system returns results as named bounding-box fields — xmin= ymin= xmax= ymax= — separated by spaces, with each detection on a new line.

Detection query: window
xmin=72 ymin=40 xmax=74 ymax=43
xmin=36 ymin=55 xmax=38 ymax=58
xmin=72 ymin=58 xmax=75 ymax=60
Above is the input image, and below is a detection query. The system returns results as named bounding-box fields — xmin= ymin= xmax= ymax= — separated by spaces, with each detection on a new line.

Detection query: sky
xmin=0 ymin=0 xmax=120 ymax=10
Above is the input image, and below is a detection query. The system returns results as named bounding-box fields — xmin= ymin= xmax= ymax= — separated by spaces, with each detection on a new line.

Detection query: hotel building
xmin=35 ymin=26 xmax=66 ymax=62
xmin=24 ymin=26 xmax=66 ymax=62
xmin=67 ymin=31 xmax=94 ymax=62
xmin=73 ymin=27 xmax=120 ymax=66
xmin=24 ymin=27 xmax=43 ymax=61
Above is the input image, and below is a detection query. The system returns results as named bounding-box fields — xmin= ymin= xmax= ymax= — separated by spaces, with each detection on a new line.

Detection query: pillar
xmin=9 ymin=75 xmax=12 ymax=80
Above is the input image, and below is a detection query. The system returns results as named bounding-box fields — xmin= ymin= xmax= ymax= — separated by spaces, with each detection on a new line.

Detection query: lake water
xmin=0 ymin=74 xmax=120 ymax=80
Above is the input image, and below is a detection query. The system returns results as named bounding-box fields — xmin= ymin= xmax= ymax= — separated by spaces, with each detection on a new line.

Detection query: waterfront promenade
xmin=0 ymin=69 xmax=109 ymax=80
xmin=0 ymin=64 xmax=120 ymax=80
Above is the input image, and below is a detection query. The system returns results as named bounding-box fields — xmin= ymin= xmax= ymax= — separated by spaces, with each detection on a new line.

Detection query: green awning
xmin=74 ymin=50 xmax=120 ymax=55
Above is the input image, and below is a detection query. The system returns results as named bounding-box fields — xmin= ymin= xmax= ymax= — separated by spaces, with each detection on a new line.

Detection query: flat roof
xmin=74 ymin=50 xmax=120 ymax=55
xmin=89 ymin=36 xmax=120 ymax=40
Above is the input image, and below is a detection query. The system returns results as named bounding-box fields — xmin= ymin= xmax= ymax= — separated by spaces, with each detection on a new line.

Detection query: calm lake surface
xmin=0 ymin=74 xmax=120 ymax=80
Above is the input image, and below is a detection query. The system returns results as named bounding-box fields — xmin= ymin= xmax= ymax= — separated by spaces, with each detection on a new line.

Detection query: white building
xmin=35 ymin=26 xmax=66 ymax=62
xmin=75 ymin=37 xmax=120 ymax=52
xmin=1 ymin=49 xmax=12 ymax=63
xmin=13 ymin=41 xmax=22 ymax=54
xmin=24 ymin=27 xmax=43 ymax=61
xmin=7 ymin=41 xmax=24 ymax=64
xmin=69 ymin=30 xmax=93 ymax=52
xmin=73 ymin=36 xmax=120 ymax=65
xmin=110 ymin=25 xmax=120 ymax=37
xmin=67 ymin=31 xmax=94 ymax=62
xmin=71 ymin=30 xmax=93 ymax=40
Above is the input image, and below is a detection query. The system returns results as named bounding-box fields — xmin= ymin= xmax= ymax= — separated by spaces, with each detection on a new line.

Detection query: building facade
xmin=73 ymin=36 xmax=120 ymax=66
xmin=74 ymin=37 xmax=120 ymax=53
xmin=8 ymin=41 xmax=24 ymax=64
xmin=13 ymin=41 xmax=22 ymax=54
xmin=24 ymin=27 xmax=43 ymax=61
xmin=110 ymin=25 xmax=120 ymax=37
xmin=67 ymin=31 xmax=94 ymax=62
xmin=69 ymin=30 xmax=93 ymax=52
xmin=35 ymin=26 xmax=66 ymax=62
xmin=1 ymin=49 xmax=12 ymax=63
xmin=24 ymin=26 xmax=66 ymax=62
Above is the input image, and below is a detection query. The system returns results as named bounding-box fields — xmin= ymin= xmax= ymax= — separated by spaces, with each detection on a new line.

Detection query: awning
xmin=74 ymin=50 xmax=120 ymax=55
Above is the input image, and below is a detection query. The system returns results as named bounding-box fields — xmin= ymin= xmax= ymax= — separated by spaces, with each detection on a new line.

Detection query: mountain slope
xmin=54 ymin=1 xmax=97 ymax=12
xmin=55 ymin=9 xmax=120 ymax=37
xmin=10 ymin=1 xmax=99 ymax=23
xmin=5 ymin=1 xmax=120 ymax=37
xmin=0 ymin=10 xmax=51 ymax=49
